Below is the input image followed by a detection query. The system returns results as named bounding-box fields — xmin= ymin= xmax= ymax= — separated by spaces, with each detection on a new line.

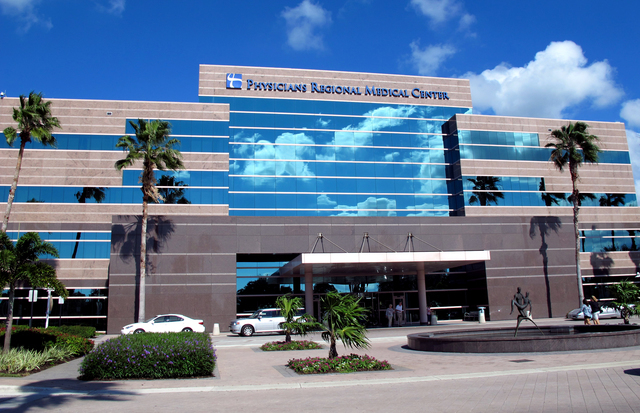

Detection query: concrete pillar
xmin=304 ymin=264 xmax=313 ymax=318
xmin=417 ymin=262 xmax=429 ymax=325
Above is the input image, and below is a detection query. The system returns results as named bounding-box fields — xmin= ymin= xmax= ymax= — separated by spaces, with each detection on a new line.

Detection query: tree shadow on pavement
xmin=0 ymin=379 xmax=136 ymax=412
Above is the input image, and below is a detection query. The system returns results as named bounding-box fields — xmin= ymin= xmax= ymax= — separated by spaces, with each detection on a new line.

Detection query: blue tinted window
xmin=0 ymin=186 xmax=228 ymax=205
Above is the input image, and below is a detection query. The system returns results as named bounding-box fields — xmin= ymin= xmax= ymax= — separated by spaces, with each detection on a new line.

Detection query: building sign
xmin=226 ymin=73 xmax=449 ymax=100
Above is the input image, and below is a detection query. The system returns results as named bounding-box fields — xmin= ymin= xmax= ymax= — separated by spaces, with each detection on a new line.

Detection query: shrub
xmin=79 ymin=332 xmax=216 ymax=380
xmin=49 ymin=325 xmax=96 ymax=339
xmin=287 ymin=354 xmax=391 ymax=374
xmin=0 ymin=327 xmax=93 ymax=356
xmin=0 ymin=346 xmax=75 ymax=374
xmin=260 ymin=340 xmax=322 ymax=351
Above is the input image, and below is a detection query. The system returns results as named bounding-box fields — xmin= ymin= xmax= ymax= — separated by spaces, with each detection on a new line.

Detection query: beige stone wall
xmin=199 ymin=64 xmax=472 ymax=109
xmin=0 ymin=97 xmax=229 ymax=135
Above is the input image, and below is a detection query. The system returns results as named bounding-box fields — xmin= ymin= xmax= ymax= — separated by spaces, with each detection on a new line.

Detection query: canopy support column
xmin=304 ymin=264 xmax=314 ymax=319
xmin=417 ymin=262 xmax=429 ymax=325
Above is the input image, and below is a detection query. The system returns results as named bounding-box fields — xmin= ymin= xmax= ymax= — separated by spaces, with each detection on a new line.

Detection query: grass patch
xmin=287 ymin=354 xmax=391 ymax=374
xmin=79 ymin=332 xmax=216 ymax=380
xmin=260 ymin=340 xmax=322 ymax=351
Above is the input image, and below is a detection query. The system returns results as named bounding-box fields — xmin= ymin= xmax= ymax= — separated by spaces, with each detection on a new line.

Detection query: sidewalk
xmin=1 ymin=317 xmax=640 ymax=412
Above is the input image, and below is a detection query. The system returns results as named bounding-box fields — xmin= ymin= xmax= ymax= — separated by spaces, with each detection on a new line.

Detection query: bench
xmin=464 ymin=311 xmax=480 ymax=321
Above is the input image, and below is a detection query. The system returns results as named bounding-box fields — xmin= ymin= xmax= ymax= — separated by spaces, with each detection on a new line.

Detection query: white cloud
xmin=410 ymin=0 xmax=474 ymax=34
xmin=463 ymin=41 xmax=624 ymax=118
xmin=281 ymin=0 xmax=331 ymax=51
xmin=103 ymin=0 xmax=125 ymax=16
xmin=409 ymin=42 xmax=456 ymax=76
xmin=409 ymin=0 xmax=460 ymax=25
xmin=317 ymin=194 xmax=337 ymax=207
xmin=621 ymin=99 xmax=640 ymax=129
xmin=626 ymin=129 xmax=640 ymax=198
xmin=0 ymin=0 xmax=51 ymax=32
xmin=458 ymin=13 xmax=475 ymax=34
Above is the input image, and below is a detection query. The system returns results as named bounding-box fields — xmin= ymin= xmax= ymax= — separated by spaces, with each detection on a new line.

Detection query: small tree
xmin=610 ymin=280 xmax=640 ymax=324
xmin=320 ymin=291 xmax=370 ymax=359
xmin=2 ymin=92 xmax=61 ymax=232
xmin=275 ymin=294 xmax=319 ymax=343
xmin=0 ymin=232 xmax=68 ymax=353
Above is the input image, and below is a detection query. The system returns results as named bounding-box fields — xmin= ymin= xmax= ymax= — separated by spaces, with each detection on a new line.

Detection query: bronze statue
xmin=510 ymin=287 xmax=543 ymax=337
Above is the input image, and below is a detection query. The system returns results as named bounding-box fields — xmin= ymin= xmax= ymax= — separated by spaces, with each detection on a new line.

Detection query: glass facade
xmin=203 ymin=96 xmax=471 ymax=217
xmin=0 ymin=287 xmax=108 ymax=331
xmin=235 ymin=254 xmax=488 ymax=324
xmin=6 ymin=231 xmax=111 ymax=259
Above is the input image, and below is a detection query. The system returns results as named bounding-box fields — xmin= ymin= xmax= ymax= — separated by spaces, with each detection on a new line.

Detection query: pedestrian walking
xmin=385 ymin=304 xmax=394 ymax=327
xmin=581 ymin=298 xmax=593 ymax=325
xmin=590 ymin=296 xmax=601 ymax=325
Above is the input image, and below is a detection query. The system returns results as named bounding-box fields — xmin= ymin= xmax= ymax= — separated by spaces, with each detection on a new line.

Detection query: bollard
xmin=478 ymin=307 xmax=486 ymax=324
xmin=213 ymin=323 xmax=220 ymax=335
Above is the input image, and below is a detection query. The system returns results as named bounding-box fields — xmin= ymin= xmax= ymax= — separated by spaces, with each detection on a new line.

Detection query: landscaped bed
xmin=260 ymin=340 xmax=323 ymax=351
xmin=79 ymin=332 xmax=216 ymax=380
xmin=287 ymin=354 xmax=391 ymax=374
xmin=0 ymin=325 xmax=95 ymax=376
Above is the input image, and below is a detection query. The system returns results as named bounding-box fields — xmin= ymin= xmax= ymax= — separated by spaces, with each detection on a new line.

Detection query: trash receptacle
xmin=431 ymin=314 xmax=437 ymax=325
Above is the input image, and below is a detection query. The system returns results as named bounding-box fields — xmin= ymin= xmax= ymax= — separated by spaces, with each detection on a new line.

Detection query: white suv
xmin=229 ymin=308 xmax=303 ymax=337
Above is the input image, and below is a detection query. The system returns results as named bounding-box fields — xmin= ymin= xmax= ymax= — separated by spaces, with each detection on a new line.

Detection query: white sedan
xmin=566 ymin=306 xmax=621 ymax=320
xmin=121 ymin=314 xmax=205 ymax=334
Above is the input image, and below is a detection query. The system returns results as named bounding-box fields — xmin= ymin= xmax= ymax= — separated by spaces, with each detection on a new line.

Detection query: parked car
xmin=566 ymin=306 xmax=621 ymax=320
xmin=121 ymin=314 xmax=205 ymax=334
xmin=230 ymin=308 xmax=304 ymax=337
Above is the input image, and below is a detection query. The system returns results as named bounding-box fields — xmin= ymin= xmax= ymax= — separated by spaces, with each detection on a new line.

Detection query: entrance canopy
xmin=279 ymin=250 xmax=491 ymax=277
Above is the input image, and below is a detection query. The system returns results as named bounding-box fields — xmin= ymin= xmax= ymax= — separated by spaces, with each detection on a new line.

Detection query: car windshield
xmin=145 ymin=316 xmax=159 ymax=323
xmin=247 ymin=310 xmax=262 ymax=319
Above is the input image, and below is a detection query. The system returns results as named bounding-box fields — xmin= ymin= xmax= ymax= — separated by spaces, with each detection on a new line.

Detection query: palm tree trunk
xmin=2 ymin=140 xmax=26 ymax=233
xmin=3 ymin=284 xmax=16 ymax=353
xmin=571 ymin=164 xmax=584 ymax=306
xmin=138 ymin=197 xmax=148 ymax=323
xmin=329 ymin=335 xmax=337 ymax=359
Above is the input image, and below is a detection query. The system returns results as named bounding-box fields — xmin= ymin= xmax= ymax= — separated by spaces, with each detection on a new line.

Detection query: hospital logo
xmin=226 ymin=73 xmax=243 ymax=89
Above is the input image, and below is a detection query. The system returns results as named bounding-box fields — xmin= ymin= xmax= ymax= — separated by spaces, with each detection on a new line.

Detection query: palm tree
xmin=72 ymin=187 xmax=107 ymax=259
xmin=546 ymin=122 xmax=601 ymax=306
xmin=0 ymin=232 xmax=68 ymax=353
xmin=599 ymin=194 xmax=626 ymax=251
xmin=467 ymin=176 xmax=504 ymax=206
xmin=2 ymin=92 xmax=61 ymax=232
xmin=275 ymin=294 xmax=319 ymax=343
xmin=115 ymin=119 xmax=184 ymax=323
xmin=320 ymin=291 xmax=370 ymax=359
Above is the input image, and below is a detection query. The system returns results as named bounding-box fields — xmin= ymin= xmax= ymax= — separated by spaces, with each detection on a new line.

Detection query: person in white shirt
xmin=395 ymin=301 xmax=404 ymax=326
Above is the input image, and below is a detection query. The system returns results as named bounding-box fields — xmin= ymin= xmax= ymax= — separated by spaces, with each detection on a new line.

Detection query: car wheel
xmin=181 ymin=327 xmax=193 ymax=332
xmin=241 ymin=325 xmax=254 ymax=337
xmin=134 ymin=329 xmax=145 ymax=334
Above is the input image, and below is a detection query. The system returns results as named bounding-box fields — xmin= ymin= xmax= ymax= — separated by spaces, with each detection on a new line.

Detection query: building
xmin=1 ymin=65 xmax=638 ymax=333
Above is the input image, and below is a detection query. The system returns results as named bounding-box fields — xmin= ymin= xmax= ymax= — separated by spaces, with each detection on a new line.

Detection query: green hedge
xmin=0 ymin=327 xmax=94 ymax=356
xmin=79 ymin=332 xmax=216 ymax=380
xmin=49 ymin=325 xmax=96 ymax=339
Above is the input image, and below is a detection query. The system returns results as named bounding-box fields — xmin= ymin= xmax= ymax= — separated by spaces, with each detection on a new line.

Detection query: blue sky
xmin=2 ymin=0 xmax=640 ymax=191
